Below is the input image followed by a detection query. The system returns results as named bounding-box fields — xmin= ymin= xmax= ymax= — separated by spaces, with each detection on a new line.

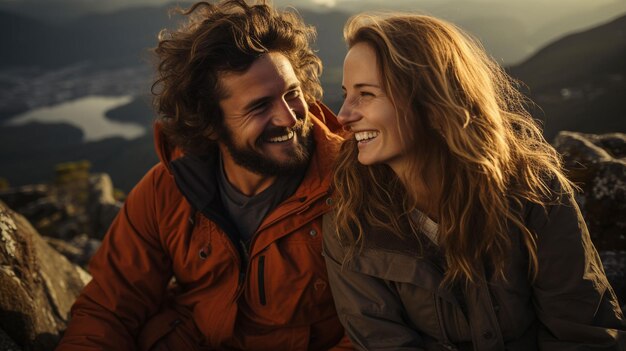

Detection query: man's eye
xmin=285 ymin=89 xmax=301 ymax=99
xmin=251 ymin=102 xmax=270 ymax=114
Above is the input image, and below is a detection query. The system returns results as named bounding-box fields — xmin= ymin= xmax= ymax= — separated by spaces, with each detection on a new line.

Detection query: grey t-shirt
xmin=217 ymin=159 xmax=305 ymax=245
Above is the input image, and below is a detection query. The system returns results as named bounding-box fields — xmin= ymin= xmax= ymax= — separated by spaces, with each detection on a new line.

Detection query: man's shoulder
xmin=129 ymin=162 xmax=181 ymax=200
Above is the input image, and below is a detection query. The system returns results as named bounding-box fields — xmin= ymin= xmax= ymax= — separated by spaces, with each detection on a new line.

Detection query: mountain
xmin=0 ymin=5 xmax=177 ymax=68
xmin=508 ymin=14 xmax=626 ymax=140
xmin=1 ymin=11 xmax=65 ymax=67
xmin=0 ymin=5 xmax=349 ymax=69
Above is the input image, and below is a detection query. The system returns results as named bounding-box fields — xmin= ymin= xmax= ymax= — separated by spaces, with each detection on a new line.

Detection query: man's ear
xmin=206 ymin=131 xmax=219 ymax=141
xmin=204 ymin=126 xmax=221 ymax=141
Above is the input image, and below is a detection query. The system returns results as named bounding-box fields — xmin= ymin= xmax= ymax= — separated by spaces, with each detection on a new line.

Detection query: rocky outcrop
xmin=0 ymin=174 xmax=122 ymax=240
xmin=0 ymin=200 xmax=90 ymax=351
xmin=552 ymin=132 xmax=626 ymax=250
xmin=0 ymin=326 xmax=22 ymax=351
xmin=0 ymin=172 xmax=122 ymax=268
xmin=87 ymin=173 xmax=122 ymax=239
xmin=552 ymin=131 xmax=626 ymax=308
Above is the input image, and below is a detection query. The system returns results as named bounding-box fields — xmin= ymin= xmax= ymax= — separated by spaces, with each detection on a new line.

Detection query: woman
xmin=323 ymin=13 xmax=626 ymax=350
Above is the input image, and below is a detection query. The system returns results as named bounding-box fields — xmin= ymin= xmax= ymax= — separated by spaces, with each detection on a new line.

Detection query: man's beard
xmin=220 ymin=118 xmax=314 ymax=176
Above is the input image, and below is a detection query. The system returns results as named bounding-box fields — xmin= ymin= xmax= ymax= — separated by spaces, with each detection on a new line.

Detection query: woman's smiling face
xmin=338 ymin=42 xmax=411 ymax=174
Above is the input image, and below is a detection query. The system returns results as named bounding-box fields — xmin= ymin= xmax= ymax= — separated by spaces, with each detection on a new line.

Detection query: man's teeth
xmin=267 ymin=130 xmax=295 ymax=143
xmin=355 ymin=131 xmax=379 ymax=142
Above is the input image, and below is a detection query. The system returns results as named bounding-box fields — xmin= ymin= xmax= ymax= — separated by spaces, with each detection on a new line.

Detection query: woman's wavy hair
xmin=152 ymin=0 xmax=322 ymax=155
xmin=333 ymin=13 xmax=575 ymax=284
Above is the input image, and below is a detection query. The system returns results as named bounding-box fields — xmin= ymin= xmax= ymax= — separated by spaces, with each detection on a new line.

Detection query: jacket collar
xmin=154 ymin=101 xmax=342 ymax=215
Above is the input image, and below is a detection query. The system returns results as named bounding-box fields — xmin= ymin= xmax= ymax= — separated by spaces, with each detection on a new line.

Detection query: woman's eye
xmin=360 ymin=91 xmax=375 ymax=98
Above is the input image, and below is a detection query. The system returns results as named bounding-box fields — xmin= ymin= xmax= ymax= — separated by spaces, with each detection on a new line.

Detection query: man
xmin=56 ymin=1 xmax=350 ymax=349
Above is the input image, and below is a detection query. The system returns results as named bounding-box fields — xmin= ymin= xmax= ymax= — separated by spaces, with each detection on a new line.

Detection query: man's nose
xmin=272 ymin=100 xmax=298 ymax=127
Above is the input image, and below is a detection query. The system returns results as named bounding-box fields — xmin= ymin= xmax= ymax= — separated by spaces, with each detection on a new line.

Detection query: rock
xmin=553 ymin=131 xmax=626 ymax=310
xmin=87 ymin=173 xmax=122 ymax=240
xmin=599 ymin=250 xmax=626 ymax=311
xmin=0 ymin=173 xmax=122 ymax=244
xmin=44 ymin=234 xmax=101 ymax=269
xmin=553 ymin=131 xmax=626 ymax=251
xmin=0 ymin=327 xmax=22 ymax=351
xmin=0 ymin=185 xmax=49 ymax=215
xmin=0 ymin=200 xmax=90 ymax=351
xmin=0 ymin=185 xmax=77 ymax=240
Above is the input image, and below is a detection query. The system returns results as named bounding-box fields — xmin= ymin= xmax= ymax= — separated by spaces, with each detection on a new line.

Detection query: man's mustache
xmin=261 ymin=118 xmax=309 ymax=139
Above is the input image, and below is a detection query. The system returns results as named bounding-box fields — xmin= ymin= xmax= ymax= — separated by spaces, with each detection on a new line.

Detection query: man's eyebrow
xmin=285 ymin=81 xmax=301 ymax=93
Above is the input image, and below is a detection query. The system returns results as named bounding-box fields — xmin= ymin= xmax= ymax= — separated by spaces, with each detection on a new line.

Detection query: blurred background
xmin=0 ymin=0 xmax=625 ymax=192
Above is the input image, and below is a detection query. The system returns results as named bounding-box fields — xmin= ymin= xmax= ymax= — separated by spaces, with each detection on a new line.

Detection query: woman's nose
xmin=337 ymin=101 xmax=359 ymax=127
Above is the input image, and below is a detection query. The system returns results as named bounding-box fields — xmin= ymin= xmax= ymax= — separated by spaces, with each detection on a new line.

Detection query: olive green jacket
xmin=323 ymin=196 xmax=626 ymax=350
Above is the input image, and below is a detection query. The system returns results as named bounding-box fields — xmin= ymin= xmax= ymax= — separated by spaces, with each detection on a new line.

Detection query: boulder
xmin=0 ymin=201 xmax=90 ymax=351
xmin=87 ymin=173 xmax=122 ymax=240
xmin=0 ymin=185 xmax=77 ymax=240
xmin=0 ymin=185 xmax=49 ymax=211
xmin=44 ymin=234 xmax=101 ymax=269
xmin=0 ymin=172 xmax=121 ymax=246
xmin=552 ymin=131 xmax=626 ymax=309
xmin=552 ymin=131 xmax=626 ymax=250
xmin=0 ymin=326 xmax=22 ymax=351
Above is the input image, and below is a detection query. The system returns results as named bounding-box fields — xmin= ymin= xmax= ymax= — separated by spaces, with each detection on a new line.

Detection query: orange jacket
xmin=56 ymin=103 xmax=351 ymax=350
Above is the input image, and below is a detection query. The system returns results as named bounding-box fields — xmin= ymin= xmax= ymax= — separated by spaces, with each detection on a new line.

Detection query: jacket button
xmin=483 ymin=331 xmax=493 ymax=339
xmin=199 ymin=248 xmax=208 ymax=260
xmin=309 ymin=229 xmax=317 ymax=236
xmin=325 ymin=197 xmax=333 ymax=205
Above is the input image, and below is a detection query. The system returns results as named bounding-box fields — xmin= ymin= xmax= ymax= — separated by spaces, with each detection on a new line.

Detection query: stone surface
xmin=0 ymin=185 xmax=49 ymax=213
xmin=0 ymin=327 xmax=22 ymax=351
xmin=88 ymin=173 xmax=122 ymax=240
xmin=553 ymin=131 xmax=626 ymax=250
xmin=44 ymin=234 xmax=101 ymax=269
xmin=553 ymin=131 xmax=626 ymax=310
xmin=0 ymin=201 xmax=90 ymax=351
xmin=0 ymin=172 xmax=120 ymax=251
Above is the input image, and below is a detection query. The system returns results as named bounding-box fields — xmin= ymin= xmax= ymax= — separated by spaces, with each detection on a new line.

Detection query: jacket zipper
xmin=258 ymin=255 xmax=266 ymax=305
xmin=200 ymin=206 xmax=248 ymax=299
xmin=232 ymin=190 xmax=330 ymax=302
xmin=204 ymin=188 xmax=331 ymax=303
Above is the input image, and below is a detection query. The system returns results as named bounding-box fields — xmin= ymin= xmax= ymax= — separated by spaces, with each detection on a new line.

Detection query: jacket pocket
xmin=258 ymin=255 xmax=266 ymax=306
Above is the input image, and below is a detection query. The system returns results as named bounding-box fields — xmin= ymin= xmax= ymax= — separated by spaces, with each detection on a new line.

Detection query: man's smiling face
xmin=217 ymin=52 xmax=313 ymax=176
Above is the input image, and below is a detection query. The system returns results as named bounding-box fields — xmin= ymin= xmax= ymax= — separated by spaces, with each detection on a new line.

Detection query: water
xmin=5 ymin=95 xmax=146 ymax=142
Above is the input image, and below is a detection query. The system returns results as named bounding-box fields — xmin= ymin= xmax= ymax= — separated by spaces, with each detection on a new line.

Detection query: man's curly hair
xmin=152 ymin=0 xmax=322 ymax=155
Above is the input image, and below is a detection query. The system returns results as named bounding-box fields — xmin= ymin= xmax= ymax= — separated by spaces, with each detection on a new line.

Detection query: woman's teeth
xmin=355 ymin=131 xmax=379 ymax=142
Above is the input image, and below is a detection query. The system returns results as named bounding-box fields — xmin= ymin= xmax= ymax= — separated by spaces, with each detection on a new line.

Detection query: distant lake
xmin=5 ymin=95 xmax=146 ymax=142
